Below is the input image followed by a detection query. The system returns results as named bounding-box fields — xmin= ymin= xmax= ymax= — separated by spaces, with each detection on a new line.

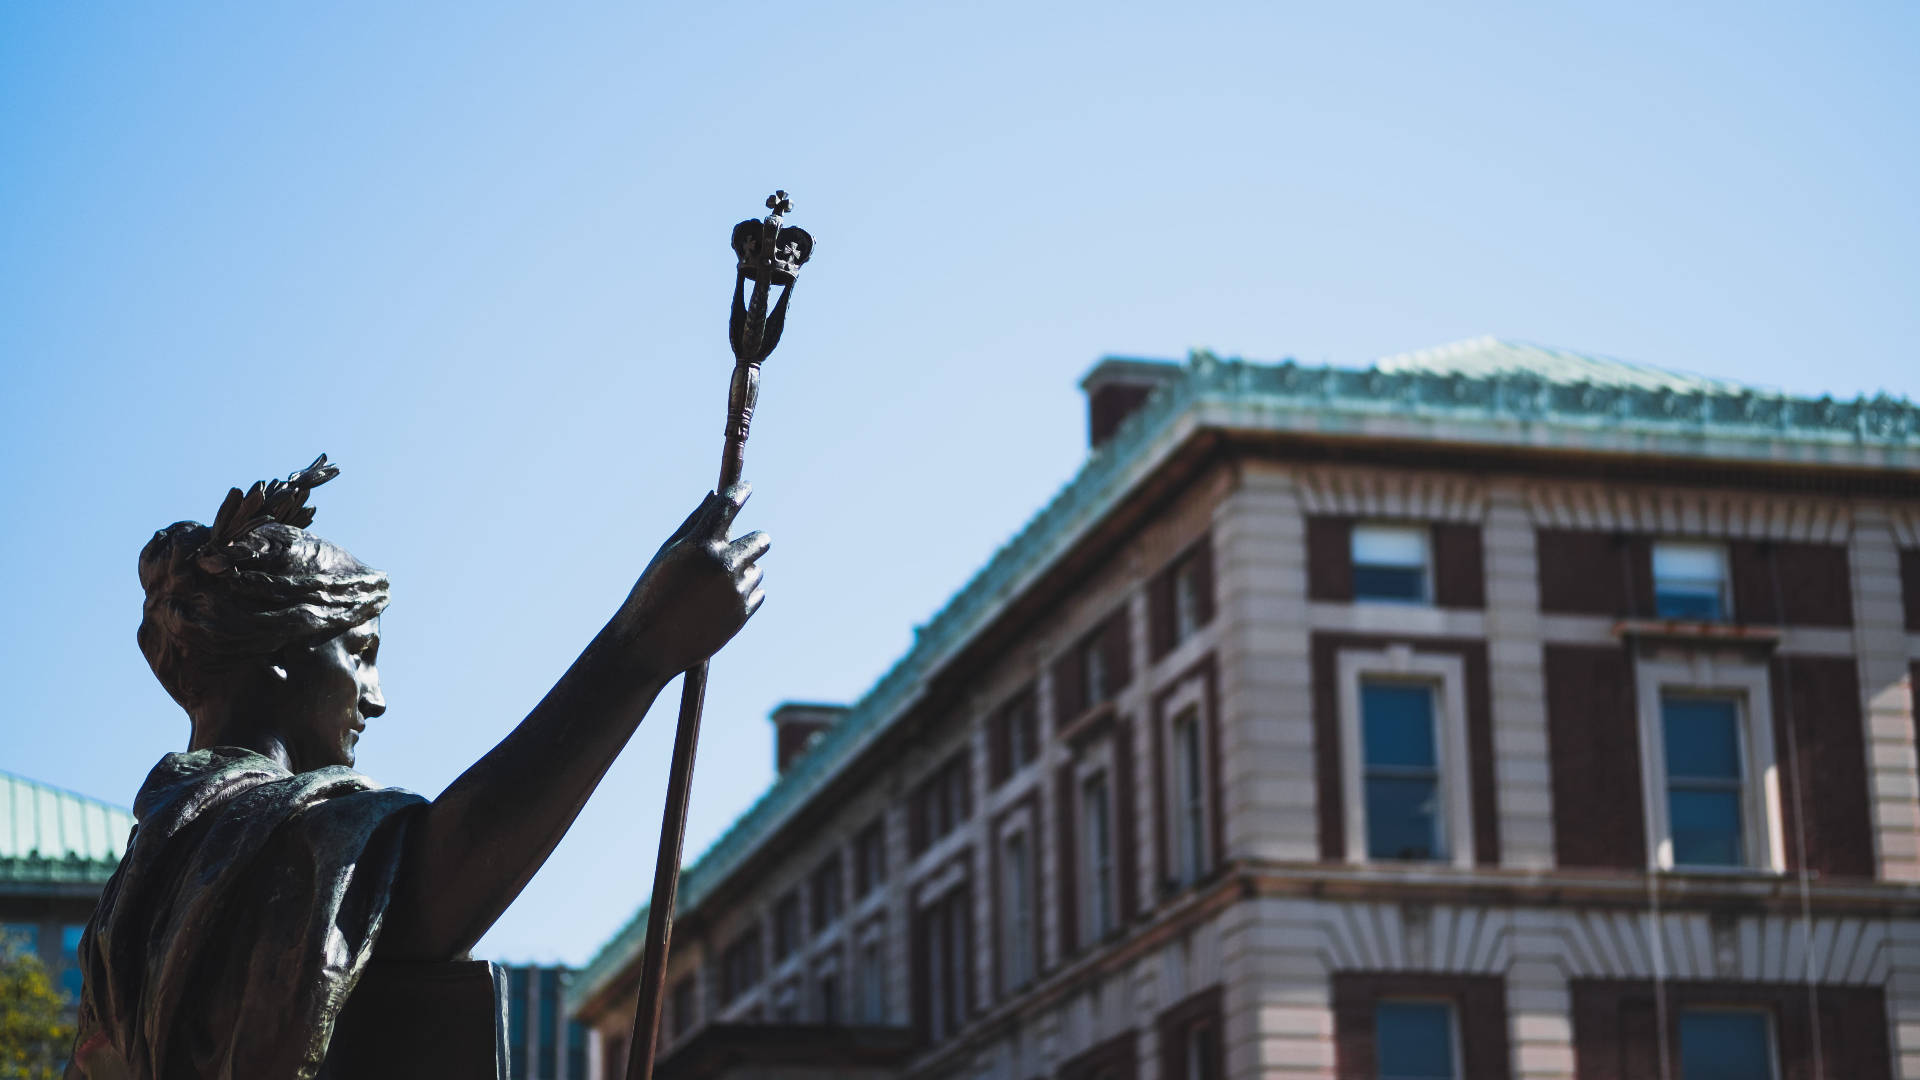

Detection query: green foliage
xmin=0 ymin=942 xmax=72 ymax=1080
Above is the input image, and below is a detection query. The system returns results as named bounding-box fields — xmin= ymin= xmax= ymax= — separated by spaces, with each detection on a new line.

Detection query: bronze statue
xmin=68 ymin=194 xmax=811 ymax=1080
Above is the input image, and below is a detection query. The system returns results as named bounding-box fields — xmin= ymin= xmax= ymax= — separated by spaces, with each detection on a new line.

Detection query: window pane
xmin=1679 ymin=1010 xmax=1773 ymax=1080
xmin=1655 ymin=543 xmax=1727 ymax=621
xmin=1663 ymin=698 xmax=1741 ymax=779
xmin=1354 ymin=526 xmax=1427 ymax=567
xmin=1657 ymin=586 xmax=1725 ymax=621
xmin=1362 ymin=684 xmax=1437 ymax=769
xmin=1654 ymin=543 xmax=1724 ymax=581
xmin=1354 ymin=565 xmax=1428 ymax=601
xmin=1669 ymin=789 xmax=1744 ymax=866
xmin=1366 ymin=777 xmax=1442 ymax=860
xmin=1376 ymin=1001 xmax=1456 ymax=1080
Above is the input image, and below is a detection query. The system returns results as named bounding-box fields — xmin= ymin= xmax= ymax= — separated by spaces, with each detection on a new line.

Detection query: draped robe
xmin=68 ymin=747 xmax=426 ymax=1080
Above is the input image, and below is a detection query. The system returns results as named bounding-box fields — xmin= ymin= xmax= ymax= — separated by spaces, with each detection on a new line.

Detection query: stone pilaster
xmin=1213 ymin=463 xmax=1318 ymax=865
xmin=1223 ymin=898 xmax=1334 ymax=1079
xmin=1506 ymin=909 xmax=1576 ymax=1080
xmin=1485 ymin=483 xmax=1555 ymax=870
xmin=1851 ymin=504 xmax=1920 ymax=882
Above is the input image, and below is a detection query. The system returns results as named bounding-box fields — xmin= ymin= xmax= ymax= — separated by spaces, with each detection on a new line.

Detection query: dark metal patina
xmin=625 ymin=192 xmax=813 ymax=1080
xmin=66 ymin=192 xmax=802 ymax=1080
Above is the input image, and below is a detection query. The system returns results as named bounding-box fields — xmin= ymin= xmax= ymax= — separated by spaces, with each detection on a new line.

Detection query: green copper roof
xmin=0 ymin=771 xmax=135 ymax=888
xmin=1374 ymin=336 xmax=1753 ymax=395
xmin=570 ymin=338 xmax=1918 ymax=1013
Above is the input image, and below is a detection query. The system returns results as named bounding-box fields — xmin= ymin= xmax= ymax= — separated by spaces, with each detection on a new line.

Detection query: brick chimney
xmin=1080 ymin=357 xmax=1182 ymax=448
xmin=769 ymin=702 xmax=848 ymax=774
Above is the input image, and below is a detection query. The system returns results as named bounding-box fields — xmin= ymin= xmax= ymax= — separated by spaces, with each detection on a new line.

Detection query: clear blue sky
xmin=3 ymin=2 xmax=1914 ymax=964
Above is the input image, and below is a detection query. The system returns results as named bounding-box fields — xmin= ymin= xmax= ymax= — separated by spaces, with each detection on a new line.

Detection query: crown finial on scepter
xmin=729 ymin=190 xmax=814 ymax=363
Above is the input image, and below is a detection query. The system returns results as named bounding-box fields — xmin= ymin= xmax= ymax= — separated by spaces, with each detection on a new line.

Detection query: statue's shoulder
xmin=131 ymin=747 xmax=289 ymax=822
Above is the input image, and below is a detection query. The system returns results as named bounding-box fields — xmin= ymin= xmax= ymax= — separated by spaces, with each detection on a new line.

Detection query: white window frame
xmin=1351 ymin=522 xmax=1433 ymax=606
xmin=1084 ymin=637 xmax=1110 ymax=709
xmin=1075 ymin=741 xmax=1120 ymax=941
xmin=1643 ymin=538 xmax=1735 ymax=622
xmin=997 ymin=821 xmax=1036 ymax=993
xmin=1159 ymin=673 xmax=1213 ymax=886
xmin=1652 ymin=540 xmax=1732 ymax=622
xmin=1635 ymin=655 xmax=1784 ymax=873
xmin=1172 ymin=553 xmax=1204 ymax=645
xmin=1007 ymin=695 xmax=1037 ymax=775
xmin=1337 ymin=646 xmax=1474 ymax=868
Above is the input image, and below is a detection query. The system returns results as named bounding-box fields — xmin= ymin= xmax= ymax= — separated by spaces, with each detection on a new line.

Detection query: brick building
xmin=568 ymin=338 xmax=1920 ymax=1079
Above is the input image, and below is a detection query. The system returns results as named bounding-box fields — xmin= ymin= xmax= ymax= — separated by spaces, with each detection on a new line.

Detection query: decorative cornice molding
xmin=1526 ymin=482 xmax=1854 ymax=542
xmin=1294 ymin=465 xmax=1485 ymax=522
xmin=1296 ymin=901 xmax=1888 ymax=986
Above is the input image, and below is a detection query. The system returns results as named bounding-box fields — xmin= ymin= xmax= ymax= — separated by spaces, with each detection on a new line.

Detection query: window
xmin=991 ymin=691 xmax=1042 ymax=788
xmin=1000 ymin=830 xmax=1035 ymax=991
xmin=854 ymin=818 xmax=887 ymax=897
xmin=1081 ymin=771 xmax=1116 ymax=940
xmin=772 ymin=891 xmax=802 ymax=962
xmin=856 ymin=937 xmax=886 ymax=1022
xmin=1636 ymin=658 xmax=1783 ymax=873
xmin=1184 ymin=1019 xmax=1221 ymax=1080
xmin=1655 ymin=542 xmax=1730 ymax=621
xmin=671 ymin=975 xmax=696 ymax=1038
xmin=719 ymin=929 xmax=763 ymax=1005
xmin=60 ymin=924 xmax=84 ymax=1000
xmin=1171 ymin=706 xmax=1209 ymax=884
xmin=1173 ymin=557 xmax=1204 ymax=644
xmin=1084 ymin=638 xmax=1111 ymax=709
xmin=1007 ymin=695 xmax=1038 ymax=775
xmin=1338 ymin=648 xmax=1474 ymax=867
xmin=1375 ymin=1001 xmax=1458 ymax=1080
xmin=922 ymin=889 xmax=969 ymax=1042
xmin=1152 ymin=539 xmax=1215 ymax=660
xmin=1352 ymin=524 xmax=1430 ymax=603
xmin=1361 ymin=681 xmax=1445 ymax=861
xmin=1679 ymin=1009 xmax=1775 ymax=1080
xmin=914 ymin=753 xmax=971 ymax=851
xmin=810 ymin=854 xmax=843 ymax=934
xmin=818 ymin=968 xmax=841 ymax=1024
xmin=1662 ymin=696 xmax=1747 ymax=867
xmin=1056 ymin=614 xmax=1131 ymax=722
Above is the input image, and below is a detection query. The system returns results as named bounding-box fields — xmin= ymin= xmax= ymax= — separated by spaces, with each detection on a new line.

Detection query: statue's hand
xmin=608 ymin=483 xmax=768 ymax=679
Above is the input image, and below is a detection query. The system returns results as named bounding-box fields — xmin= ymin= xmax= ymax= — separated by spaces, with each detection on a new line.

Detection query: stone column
xmin=1850 ymin=504 xmax=1920 ymax=883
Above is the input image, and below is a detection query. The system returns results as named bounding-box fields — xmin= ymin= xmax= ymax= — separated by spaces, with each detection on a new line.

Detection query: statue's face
xmin=274 ymin=617 xmax=385 ymax=770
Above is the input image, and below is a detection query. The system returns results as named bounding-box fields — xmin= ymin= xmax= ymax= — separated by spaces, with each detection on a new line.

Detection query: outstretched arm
xmin=376 ymin=485 xmax=768 ymax=961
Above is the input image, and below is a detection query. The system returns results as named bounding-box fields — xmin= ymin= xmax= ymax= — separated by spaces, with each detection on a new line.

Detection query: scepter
xmin=624 ymin=192 xmax=814 ymax=1080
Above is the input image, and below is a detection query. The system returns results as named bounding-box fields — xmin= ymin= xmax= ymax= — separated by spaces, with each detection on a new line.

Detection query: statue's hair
xmin=137 ymin=455 xmax=390 ymax=712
